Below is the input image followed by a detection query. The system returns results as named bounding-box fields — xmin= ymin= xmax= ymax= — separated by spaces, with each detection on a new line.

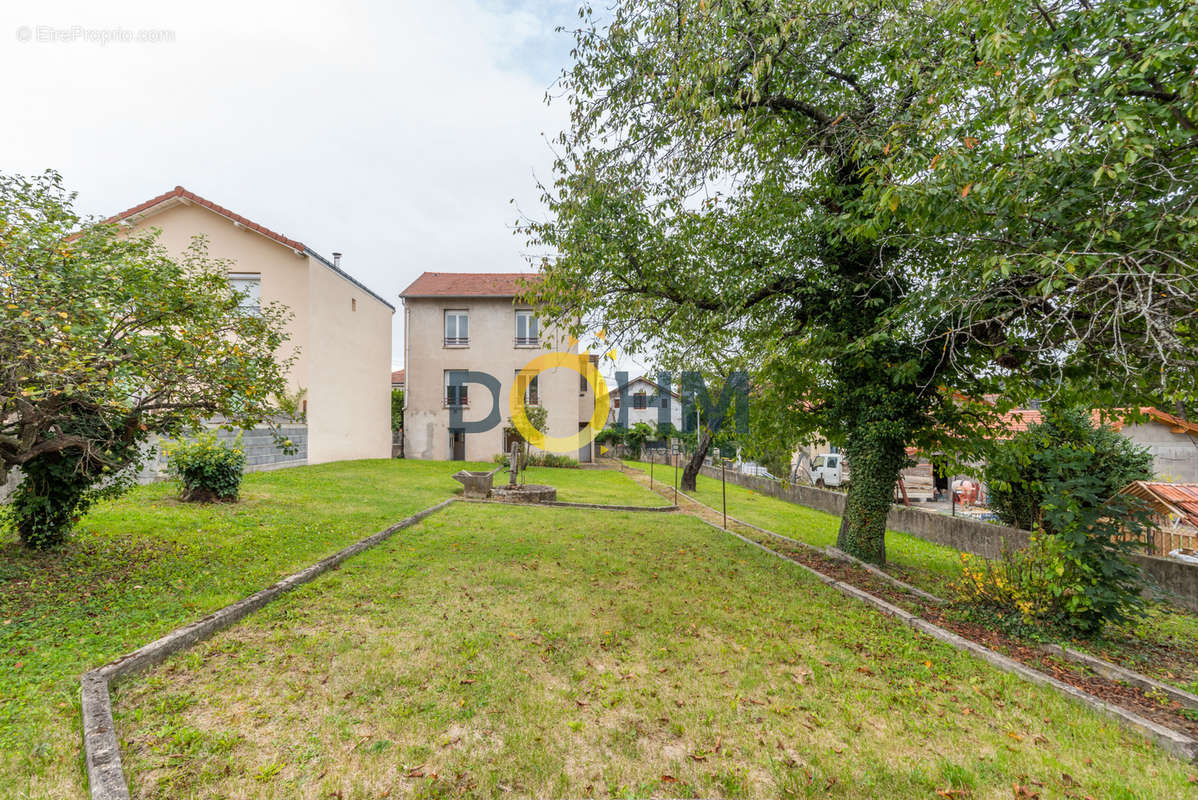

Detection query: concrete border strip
xmin=664 ymin=480 xmax=1198 ymax=714
xmin=689 ymin=516 xmax=1198 ymax=764
xmin=81 ymin=497 xmax=458 ymax=800
xmin=1039 ymin=643 xmax=1198 ymax=711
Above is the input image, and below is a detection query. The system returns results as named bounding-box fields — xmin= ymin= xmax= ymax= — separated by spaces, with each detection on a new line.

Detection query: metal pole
xmin=650 ymin=450 xmax=654 ymax=489
xmin=952 ymin=475 xmax=957 ymax=517
xmin=673 ymin=445 xmax=678 ymax=505
xmin=721 ymin=452 xmax=727 ymax=529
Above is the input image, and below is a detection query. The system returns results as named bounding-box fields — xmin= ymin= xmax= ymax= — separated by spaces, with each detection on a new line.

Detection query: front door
xmin=578 ymin=422 xmax=592 ymax=463
xmin=450 ymin=429 xmax=465 ymax=461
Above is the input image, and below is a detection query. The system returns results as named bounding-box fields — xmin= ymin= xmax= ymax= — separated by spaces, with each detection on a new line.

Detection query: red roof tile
xmin=391 ymin=368 xmax=405 ymax=385
xmin=400 ymin=271 xmax=540 ymax=298
xmin=105 ymin=186 xmax=306 ymax=252
xmin=1121 ymin=481 xmax=1198 ymax=529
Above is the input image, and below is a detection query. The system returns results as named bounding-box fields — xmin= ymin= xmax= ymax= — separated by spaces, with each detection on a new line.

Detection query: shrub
xmin=984 ymin=407 xmax=1152 ymax=533
xmin=167 ymin=433 xmax=246 ymax=502
xmin=956 ymin=536 xmax=1095 ymax=631
xmin=527 ymin=452 xmax=580 ymax=468
xmin=972 ymin=407 xmax=1154 ymax=634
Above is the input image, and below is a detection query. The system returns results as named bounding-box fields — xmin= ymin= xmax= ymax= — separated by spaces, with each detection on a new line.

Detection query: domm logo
xmin=446 ymin=357 xmax=748 ymax=456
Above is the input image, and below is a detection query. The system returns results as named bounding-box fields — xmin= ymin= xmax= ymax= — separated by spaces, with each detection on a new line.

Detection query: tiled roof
xmin=391 ymin=368 xmax=405 ymax=385
xmin=399 ymin=271 xmax=540 ymax=298
xmin=105 ymin=185 xmax=306 ymax=252
xmin=1121 ymin=481 xmax=1198 ymax=529
xmin=996 ymin=406 xmax=1198 ymax=438
xmin=104 ymin=186 xmax=394 ymax=310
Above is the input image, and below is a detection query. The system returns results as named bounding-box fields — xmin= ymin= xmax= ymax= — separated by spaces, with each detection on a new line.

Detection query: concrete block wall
xmin=698 ymin=465 xmax=1198 ymax=613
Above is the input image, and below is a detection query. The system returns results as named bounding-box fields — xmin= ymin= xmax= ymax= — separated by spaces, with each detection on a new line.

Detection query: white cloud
xmin=1 ymin=0 xmax=578 ymax=368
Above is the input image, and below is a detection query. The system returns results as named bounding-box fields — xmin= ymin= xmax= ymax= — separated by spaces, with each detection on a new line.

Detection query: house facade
xmin=400 ymin=272 xmax=598 ymax=462
xmin=608 ymin=375 xmax=683 ymax=432
xmin=109 ymin=186 xmax=394 ymax=465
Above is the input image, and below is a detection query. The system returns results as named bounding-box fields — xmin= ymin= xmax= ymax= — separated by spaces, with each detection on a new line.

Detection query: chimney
xmin=332 ymin=252 xmax=342 ymax=268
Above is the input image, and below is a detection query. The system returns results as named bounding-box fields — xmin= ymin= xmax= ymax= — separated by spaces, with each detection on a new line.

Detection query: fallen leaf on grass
xmin=660 ymin=775 xmax=677 ymax=783
xmin=936 ymin=789 xmax=968 ymax=798
xmin=1012 ymin=784 xmax=1039 ymax=798
xmin=689 ymin=752 xmax=707 ymax=762
xmin=405 ymin=766 xmax=426 ymax=778
xmin=459 ymin=678 xmax=476 ymax=685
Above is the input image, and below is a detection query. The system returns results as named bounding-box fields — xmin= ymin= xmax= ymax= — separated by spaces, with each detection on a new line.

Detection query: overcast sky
xmin=2 ymin=0 xmax=651 ymax=378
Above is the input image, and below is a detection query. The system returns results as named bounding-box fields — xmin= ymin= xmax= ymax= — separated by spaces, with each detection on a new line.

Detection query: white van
xmin=808 ymin=453 xmax=849 ymax=488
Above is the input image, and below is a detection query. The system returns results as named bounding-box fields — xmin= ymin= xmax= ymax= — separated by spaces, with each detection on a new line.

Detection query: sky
xmin=2 ymin=0 xmax=651 ymax=378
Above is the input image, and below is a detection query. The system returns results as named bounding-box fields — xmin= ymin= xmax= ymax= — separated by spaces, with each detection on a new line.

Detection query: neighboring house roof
xmin=104 ymin=185 xmax=394 ymax=310
xmin=615 ymin=375 xmax=680 ymax=400
xmin=391 ymin=368 xmax=405 ymax=386
xmin=399 ymin=271 xmax=540 ymax=298
xmin=994 ymin=406 xmax=1198 ymax=438
xmin=1120 ymin=481 xmax=1198 ymax=529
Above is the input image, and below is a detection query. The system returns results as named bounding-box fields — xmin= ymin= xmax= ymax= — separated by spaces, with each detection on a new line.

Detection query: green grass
xmin=623 ymin=460 xmax=963 ymax=593
xmin=0 ymin=459 xmax=500 ymax=799
xmin=623 ymin=460 xmax=1198 ymax=690
xmin=112 ymin=501 xmax=1196 ymax=798
xmin=521 ymin=466 xmax=670 ymax=507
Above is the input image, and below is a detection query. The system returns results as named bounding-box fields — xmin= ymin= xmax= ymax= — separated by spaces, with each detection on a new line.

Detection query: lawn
xmin=110 ymin=500 xmax=1195 ymax=798
xmin=0 ymin=459 xmax=663 ymax=799
xmin=622 ymin=460 xmax=964 ymax=593
xmin=623 ymin=460 xmax=1198 ymax=694
xmin=521 ymin=466 xmax=671 ymax=507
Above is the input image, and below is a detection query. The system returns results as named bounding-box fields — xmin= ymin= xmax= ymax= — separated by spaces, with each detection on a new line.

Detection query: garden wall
xmin=698 ymin=465 xmax=1198 ymax=613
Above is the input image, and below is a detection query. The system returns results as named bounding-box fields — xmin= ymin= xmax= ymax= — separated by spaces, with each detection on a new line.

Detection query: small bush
xmin=167 ymin=433 xmax=246 ymax=502
xmin=491 ymin=451 xmax=580 ymax=469
xmin=527 ymin=452 xmax=580 ymax=469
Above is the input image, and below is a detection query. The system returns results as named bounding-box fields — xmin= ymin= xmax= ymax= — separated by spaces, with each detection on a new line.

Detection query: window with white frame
xmin=444 ymin=370 xmax=469 ymax=406
xmin=444 ymin=310 xmax=469 ymax=346
xmin=228 ymin=273 xmax=261 ymax=314
xmin=515 ymin=309 xmax=538 ymax=346
xmin=515 ymin=370 xmax=539 ymax=406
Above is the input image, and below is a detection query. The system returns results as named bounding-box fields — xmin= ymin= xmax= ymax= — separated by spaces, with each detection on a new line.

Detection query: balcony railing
xmin=514 ymin=336 xmax=539 ymax=346
xmin=443 ymin=337 xmax=469 ymax=347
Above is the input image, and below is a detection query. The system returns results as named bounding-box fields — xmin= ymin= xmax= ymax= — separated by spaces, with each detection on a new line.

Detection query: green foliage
xmin=975 ymin=409 xmax=1154 ymax=633
xmin=492 ymin=450 xmax=580 ymax=469
xmin=5 ymin=411 xmax=143 ymax=548
xmin=623 ymin=422 xmax=655 ymax=460
xmin=520 ymin=0 xmax=1196 ymax=564
xmin=166 ymin=433 xmax=247 ymax=502
xmin=276 ymin=388 xmax=307 ymax=422
xmin=390 ymin=388 xmax=404 ymax=432
xmin=0 ymin=170 xmax=293 ymax=546
xmin=984 ymin=408 xmax=1153 ymax=533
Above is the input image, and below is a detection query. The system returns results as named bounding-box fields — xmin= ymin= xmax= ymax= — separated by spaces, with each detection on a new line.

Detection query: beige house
xmin=107 ymin=186 xmax=394 ymax=465
xmin=400 ymin=272 xmax=597 ymax=462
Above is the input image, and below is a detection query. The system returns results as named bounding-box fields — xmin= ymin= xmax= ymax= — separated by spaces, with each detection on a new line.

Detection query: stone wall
xmin=698 ymin=465 xmax=1198 ymax=613
xmin=147 ymin=424 xmax=308 ymax=479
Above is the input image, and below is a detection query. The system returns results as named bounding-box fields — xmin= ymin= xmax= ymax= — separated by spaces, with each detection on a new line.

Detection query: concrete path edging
xmin=690 ymin=516 xmax=1198 ymax=764
xmin=81 ymin=497 xmax=458 ymax=800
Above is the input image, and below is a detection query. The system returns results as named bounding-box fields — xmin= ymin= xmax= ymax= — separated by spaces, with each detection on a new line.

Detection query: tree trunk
xmin=680 ymin=429 xmax=713 ymax=491
xmin=835 ymin=436 xmax=906 ymax=565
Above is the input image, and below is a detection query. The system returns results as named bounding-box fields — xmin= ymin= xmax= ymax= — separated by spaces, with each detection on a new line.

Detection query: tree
xmin=893 ymin=1 xmax=1198 ymax=411
xmin=0 ymin=171 xmax=293 ymax=548
xmin=524 ymin=0 xmax=1196 ymax=564
xmin=523 ymin=0 xmax=1003 ymax=564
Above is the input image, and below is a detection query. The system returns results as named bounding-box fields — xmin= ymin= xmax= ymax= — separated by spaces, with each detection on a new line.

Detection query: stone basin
xmin=452 ymin=468 xmax=501 ymax=499
xmin=490 ymin=484 xmax=557 ymax=504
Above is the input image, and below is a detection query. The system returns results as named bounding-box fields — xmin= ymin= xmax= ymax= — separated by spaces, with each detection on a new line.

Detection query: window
xmin=632 ymin=392 xmax=648 ymax=410
xmin=613 ymin=394 xmax=620 ymax=408
xmin=515 ymin=310 xmax=538 ymax=346
xmin=660 ymin=394 xmax=669 ymax=409
xmin=229 ymin=273 xmax=260 ymax=314
xmin=444 ymin=310 xmax=469 ymax=346
xmin=444 ymin=370 xmax=468 ymax=406
xmin=826 ymin=456 xmax=838 ymax=468
xmin=515 ymin=370 xmax=539 ymax=406
xmin=351 ymin=298 xmax=357 ymax=312
xmin=579 ymin=372 xmax=588 ymax=392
